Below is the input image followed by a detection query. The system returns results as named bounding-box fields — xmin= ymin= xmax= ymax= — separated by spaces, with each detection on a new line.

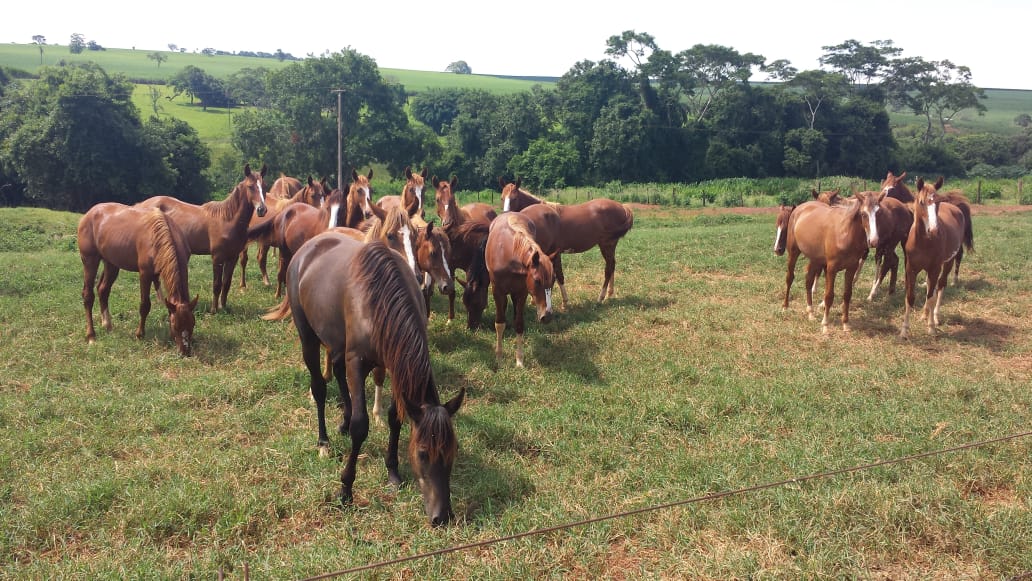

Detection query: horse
xmin=278 ymin=231 xmax=465 ymax=526
xmin=781 ymin=191 xmax=885 ymax=334
xmin=499 ymin=177 xmax=634 ymax=306
xmin=881 ymin=171 xmax=973 ymax=286
xmin=137 ymin=163 xmax=268 ymax=313
xmin=434 ymin=175 xmax=497 ymax=227
xmin=77 ymin=204 xmax=199 ymax=356
xmin=341 ymin=168 xmax=376 ymax=228
xmin=377 ymin=166 xmax=427 ymax=219
xmin=899 ymin=177 xmax=975 ymax=338
xmin=412 ymin=218 xmax=455 ymax=318
xmin=486 ymin=212 xmax=556 ymax=368
xmin=434 ymin=176 xmax=493 ymax=328
xmin=240 ymin=175 xmax=328 ymax=289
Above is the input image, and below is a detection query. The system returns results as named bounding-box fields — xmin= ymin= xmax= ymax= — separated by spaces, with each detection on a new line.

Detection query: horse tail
xmin=960 ymin=202 xmax=974 ymax=252
xmin=617 ymin=203 xmax=635 ymax=238
xmin=262 ymin=296 xmax=292 ymax=321
xmin=247 ymin=213 xmax=277 ymax=241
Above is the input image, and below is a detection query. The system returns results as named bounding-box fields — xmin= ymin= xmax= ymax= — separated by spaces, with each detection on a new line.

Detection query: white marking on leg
xmin=544 ymin=288 xmax=553 ymax=312
xmin=773 ymin=226 xmax=782 ymax=253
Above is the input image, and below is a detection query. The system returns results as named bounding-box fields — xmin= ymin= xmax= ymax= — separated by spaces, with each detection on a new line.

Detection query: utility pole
xmin=332 ymin=88 xmax=346 ymax=191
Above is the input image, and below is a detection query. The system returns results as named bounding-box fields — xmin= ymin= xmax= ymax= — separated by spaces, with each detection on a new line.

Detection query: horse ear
xmin=244 ymin=163 xmax=252 ymax=176
xmin=531 ymin=250 xmax=541 ymax=267
xmin=420 ymin=167 xmax=429 ymax=179
xmin=405 ymin=166 xmax=413 ymax=179
xmin=190 ymin=294 xmax=200 ymax=311
xmin=352 ymin=168 xmax=360 ymax=181
xmin=443 ymin=387 xmax=465 ymax=417
xmin=366 ymin=168 xmax=374 ymax=180
xmin=515 ymin=177 xmax=521 ymax=189
xmin=898 ymin=171 xmax=906 ymax=181
xmin=431 ymin=175 xmax=439 ymax=187
xmin=916 ymin=177 xmax=925 ymax=190
xmin=934 ymin=176 xmax=944 ymax=190
xmin=811 ymin=188 xmax=819 ymax=199
xmin=498 ymin=176 xmax=506 ymax=191
xmin=369 ymin=202 xmax=387 ymax=221
xmin=307 ymin=176 xmax=315 ymax=186
xmin=259 ymin=164 xmax=268 ymax=177
xmin=450 ymin=175 xmax=459 ymax=190
xmin=405 ymin=401 xmax=424 ymax=424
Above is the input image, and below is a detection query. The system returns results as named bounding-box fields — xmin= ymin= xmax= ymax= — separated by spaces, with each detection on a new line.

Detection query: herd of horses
xmin=74 ymin=163 xmax=977 ymax=525
xmin=75 ymin=164 xmax=634 ymax=526
xmin=775 ymin=171 xmax=975 ymax=338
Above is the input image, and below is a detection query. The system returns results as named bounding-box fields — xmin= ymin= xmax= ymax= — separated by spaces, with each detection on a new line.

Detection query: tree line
xmin=2 ymin=33 xmax=1031 ymax=212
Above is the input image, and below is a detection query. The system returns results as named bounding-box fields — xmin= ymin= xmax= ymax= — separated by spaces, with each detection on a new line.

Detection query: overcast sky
xmin=5 ymin=0 xmax=1030 ymax=90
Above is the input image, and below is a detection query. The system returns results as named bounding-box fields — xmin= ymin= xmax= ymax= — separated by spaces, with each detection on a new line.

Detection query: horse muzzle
xmin=256 ymin=205 xmax=268 ymax=218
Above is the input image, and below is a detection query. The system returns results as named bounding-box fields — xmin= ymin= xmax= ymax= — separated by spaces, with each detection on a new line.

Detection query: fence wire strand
xmin=299 ymin=430 xmax=1031 ymax=580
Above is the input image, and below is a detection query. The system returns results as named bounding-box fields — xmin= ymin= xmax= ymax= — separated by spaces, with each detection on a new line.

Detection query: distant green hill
xmin=0 ymin=42 xmax=554 ymax=94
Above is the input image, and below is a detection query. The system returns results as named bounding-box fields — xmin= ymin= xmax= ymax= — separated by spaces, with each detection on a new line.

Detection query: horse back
xmin=136 ymin=195 xmax=211 ymax=254
xmin=553 ymin=198 xmax=633 ymax=252
xmin=288 ymin=233 xmax=366 ymax=354
xmin=78 ymin=203 xmax=155 ymax=273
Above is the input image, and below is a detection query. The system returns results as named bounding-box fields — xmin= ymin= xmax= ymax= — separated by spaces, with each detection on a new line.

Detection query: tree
xmin=225 ymin=67 xmax=270 ymax=107
xmin=785 ymin=70 xmax=850 ymax=130
xmin=819 ymin=39 xmax=901 ymax=88
xmin=87 ymin=40 xmax=104 ymax=51
xmin=169 ymin=65 xmax=229 ymax=110
xmin=32 ymin=35 xmax=45 ymax=64
xmin=675 ymin=44 xmax=766 ymax=124
xmin=445 ymin=61 xmax=472 ymax=74
xmin=148 ymin=52 xmax=168 ymax=68
xmin=69 ymin=33 xmax=86 ymax=54
xmin=883 ymin=57 xmax=987 ymax=143
xmin=1015 ymin=113 xmax=1032 ymax=129
xmin=168 ymin=43 xmax=178 ymax=52
xmin=0 ymin=62 xmax=206 ymax=211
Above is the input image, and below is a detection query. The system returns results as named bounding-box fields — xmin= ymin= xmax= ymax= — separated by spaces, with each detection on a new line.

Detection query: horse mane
xmin=448 ymin=218 xmax=490 ymax=243
xmin=142 ymin=209 xmax=186 ymax=300
xmin=203 ymin=178 xmax=252 ymax=221
xmin=505 ymin=214 xmax=544 ymax=259
xmin=467 ymin=237 xmax=489 ymax=284
xmin=355 ymin=242 xmax=439 ymax=425
xmin=363 ymin=205 xmax=412 ymax=243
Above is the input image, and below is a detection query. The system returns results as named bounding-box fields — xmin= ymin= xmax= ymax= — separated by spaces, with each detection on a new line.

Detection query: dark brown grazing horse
xmin=900 ymin=177 xmax=975 ymax=338
xmin=782 ymin=191 xmax=885 ymax=334
xmin=486 ymin=212 xmax=556 ymax=368
xmin=377 ymin=166 xmax=428 ymax=219
xmin=240 ymin=176 xmax=328 ymax=289
xmin=277 ymin=231 xmax=465 ymax=526
xmin=500 ymin=178 xmax=633 ymax=306
xmin=434 ymin=176 xmax=493 ymax=328
xmin=881 ymin=171 xmax=973 ymax=285
xmin=137 ymin=164 xmax=268 ymax=313
xmin=78 ymin=204 xmax=199 ymax=356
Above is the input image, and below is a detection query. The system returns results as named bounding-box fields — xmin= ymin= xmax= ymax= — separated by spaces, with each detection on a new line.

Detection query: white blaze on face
xmin=865 ymin=205 xmax=880 ymax=246
xmin=439 ymin=242 xmax=451 ymax=279
xmin=882 ymin=185 xmax=892 ymax=196
xmin=774 ymin=226 xmax=783 ymax=252
xmin=414 ymin=186 xmax=423 ymax=211
xmin=926 ymin=201 xmax=938 ymax=232
xmin=327 ymin=203 xmax=341 ymax=228
xmin=400 ymin=225 xmax=418 ymax=275
xmin=503 ymin=197 xmax=511 ymax=212
xmin=362 ymin=187 xmax=372 ymax=214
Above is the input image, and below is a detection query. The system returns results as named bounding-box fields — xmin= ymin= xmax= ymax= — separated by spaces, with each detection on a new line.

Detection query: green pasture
xmin=0 ymin=203 xmax=1029 ymax=578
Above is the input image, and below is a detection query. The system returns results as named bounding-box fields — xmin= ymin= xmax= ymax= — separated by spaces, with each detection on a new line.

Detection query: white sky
xmin=5 ymin=0 xmax=1030 ymax=89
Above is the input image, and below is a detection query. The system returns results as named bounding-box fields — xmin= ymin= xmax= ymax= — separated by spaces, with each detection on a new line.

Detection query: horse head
xmin=462 ymin=239 xmax=490 ymax=330
xmin=303 ymin=176 xmax=329 ymax=209
xmin=881 ymin=171 xmax=913 ymax=203
xmin=166 ymin=294 xmax=199 ymax=357
xmin=349 ymin=168 xmax=375 ymax=220
xmin=405 ymin=386 xmax=465 ymax=527
xmin=242 ymin=163 xmax=269 ymax=218
xmin=525 ymin=249 xmax=555 ymax=324
xmin=773 ymin=204 xmax=795 ymax=256
xmin=914 ymin=176 xmax=946 ymax=235
xmin=434 ymin=175 xmax=460 ymax=227
xmin=416 ymin=221 xmax=454 ymax=297
xmin=855 ymin=190 xmax=886 ymax=248
xmin=500 ymin=177 xmax=522 ymax=212
xmin=402 ymin=166 xmax=429 ymax=219
xmin=812 ymin=189 xmax=842 ymax=205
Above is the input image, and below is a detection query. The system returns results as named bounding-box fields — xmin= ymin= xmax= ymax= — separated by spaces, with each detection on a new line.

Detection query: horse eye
xmin=417 ymin=449 xmax=430 ymax=462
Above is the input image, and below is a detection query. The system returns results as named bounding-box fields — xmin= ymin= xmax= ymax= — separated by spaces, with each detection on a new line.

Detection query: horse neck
xmin=210 ymin=182 xmax=255 ymax=227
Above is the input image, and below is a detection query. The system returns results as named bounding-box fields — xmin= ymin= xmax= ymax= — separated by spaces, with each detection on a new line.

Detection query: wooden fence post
xmin=977 ymin=180 xmax=981 ymax=204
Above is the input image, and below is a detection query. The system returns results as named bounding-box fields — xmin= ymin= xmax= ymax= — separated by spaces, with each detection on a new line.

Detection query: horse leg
xmin=258 ymin=241 xmax=272 ymax=286
xmin=921 ymin=265 xmax=942 ymax=328
xmin=423 ymin=284 xmax=433 ymax=321
xmin=447 ymin=287 xmax=456 ymax=323
xmin=300 ymin=332 xmax=333 ymax=457
xmin=952 ymin=247 xmax=963 ymax=286
xmin=553 ymin=254 xmax=569 ymax=310
xmin=783 ymin=248 xmax=799 ymax=311
xmin=276 ymin=249 xmax=292 ymax=300
xmin=493 ymin=288 xmax=509 ymax=364
xmin=868 ymin=249 xmax=886 ymax=300
xmin=886 ymin=251 xmax=900 ymax=295
xmin=512 ymin=290 xmax=528 ymax=368
xmin=370 ymin=366 xmax=387 ymax=427
xmin=841 ymin=265 xmax=857 ymax=333
xmin=820 ymin=267 xmax=836 ymax=334
xmin=136 ymin=272 xmax=154 ymax=340
xmin=932 ymin=262 xmax=952 ymax=329
xmin=209 ymin=259 xmax=222 ymax=314
xmin=219 ymin=255 xmax=239 ymax=310
xmin=804 ymin=262 xmax=821 ymax=321
xmin=597 ymin=245 xmax=616 ymax=303
xmin=900 ymin=266 xmax=916 ymax=338
xmin=82 ymin=255 xmax=100 ymax=344
xmin=385 ymin=400 xmax=404 ymax=489
xmin=97 ymin=261 xmax=120 ymax=331
xmin=238 ymin=245 xmax=249 ymax=289
xmin=340 ymin=353 xmax=370 ymax=506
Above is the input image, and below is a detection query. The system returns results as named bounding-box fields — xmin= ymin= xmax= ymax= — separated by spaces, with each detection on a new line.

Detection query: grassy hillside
xmin=0 ymin=43 xmax=551 ymax=93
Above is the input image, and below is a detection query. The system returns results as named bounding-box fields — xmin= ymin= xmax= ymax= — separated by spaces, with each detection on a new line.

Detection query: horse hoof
xmin=842 ymin=324 xmax=852 ymax=333
xmin=388 ymin=474 xmax=403 ymax=488
xmin=318 ymin=444 xmax=331 ymax=459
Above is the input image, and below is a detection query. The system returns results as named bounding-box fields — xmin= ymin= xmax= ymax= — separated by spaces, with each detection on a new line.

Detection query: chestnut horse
xmin=500 ymin=178 xmax=633 ymax=306
xmin=486 ymin=212 xmax=556 ymax=368
xmin=434 ymin=176 xmax=494 ymax=328
xmin=279 ymin=232 xmax=465 ymax=526
xmin=900 ymin=177 xmax=975 ymax=338
xmin=78 ymin=204 xmax=199 ymax=356
xmin=240 ymin=175 xmax=328 ymax=289
xmin=137 ymin=164 xmax=268 ymax=313
xmin=881 ymin=171 xmax=972 ymax=285
xmin=782 ymin=191 xmax=885 ymax=333
xmin=377 ymin=166 xmax=427 ymax=219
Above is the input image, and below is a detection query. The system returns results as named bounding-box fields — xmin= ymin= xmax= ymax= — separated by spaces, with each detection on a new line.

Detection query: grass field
xmin=0 ymin=202 xmax=1029 ymax=579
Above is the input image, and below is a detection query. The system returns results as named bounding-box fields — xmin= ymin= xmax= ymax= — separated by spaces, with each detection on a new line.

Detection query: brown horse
xmin=900 ymin=177 xmax=975 ymax=338
xmin=500 ymin=178 xmax=634 ymax=306
xmin=434 ymin=175 xmax=497 ymax=227
xmin=486 ymin=212 xmax=556 ymax=368
xmin=881 ymin=171 xmax=973 ymax=285
xmin=240 ymin=175 xmax=328 ymax=289
xmin=340 ymin=169 xmax=376 ymax=228
xmin=782 ymin=191 xmax=885 ymax=333
xmin=434 ymin=176 xmax=493 ymax=328
xmin=377 ymin=166 xmax=427 ymax=219
xmin=78 ymin=204 xmax=199 ymax=356
xmin=137 ymin=164 xmax=268 ymax=313
xmin=279 ymin=231 xmax=465 ymax=526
